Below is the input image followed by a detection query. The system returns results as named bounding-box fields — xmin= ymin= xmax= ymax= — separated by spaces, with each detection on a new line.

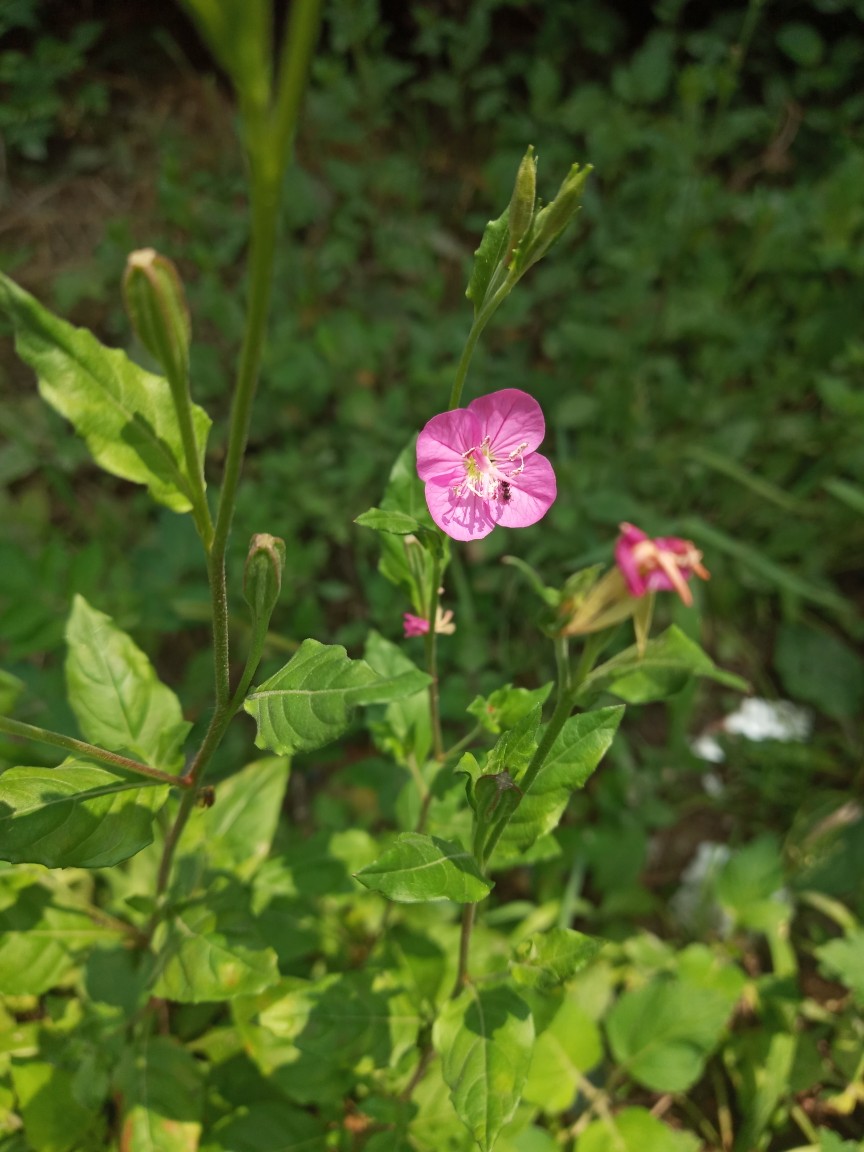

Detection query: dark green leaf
xmin=466 ymin=208 xmax=509 ymax=315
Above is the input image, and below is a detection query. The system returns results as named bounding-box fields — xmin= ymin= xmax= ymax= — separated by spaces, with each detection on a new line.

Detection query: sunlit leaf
xmin=355 ymin=832 xmax=492 ymax=904
xmin=117 ymin=1035 xmax=204 ymax=1152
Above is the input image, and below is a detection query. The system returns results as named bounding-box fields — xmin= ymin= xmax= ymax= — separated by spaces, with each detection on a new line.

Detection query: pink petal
xmin=615 ymin=525 xmax=647 ymax=597
xmin=496 ymin=452 xmax=557 ymax=528
xmin=403 ymin=613 xmax=430 ymax=637
xmin=424 ymin=481 xmax=498 ymax=541
xmin=417 ymin=409 xmax=483 ymax=484
xmin=468 ymin=389 xmax=546 ymax=458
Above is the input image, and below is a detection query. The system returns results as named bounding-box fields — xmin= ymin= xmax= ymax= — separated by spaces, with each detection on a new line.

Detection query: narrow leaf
xmin=0 ymin=761 xmax=169 ymax=868
xmin=355 ymin=507 xmax=423 ymax=535
xmin=0 ymin=272 xmax=211 ymax=512
xmin=244 ymin=638 xmax=430 ymax=756
xmin=355 ymin=833 xmax=492 ymax=904
xmin=433 ymin=984 xmax=534 ymax=1152
xmin=66 ymin=595 xmax=190 ymax=771
xmin=466 ymin=208 xmax=510 ymax=315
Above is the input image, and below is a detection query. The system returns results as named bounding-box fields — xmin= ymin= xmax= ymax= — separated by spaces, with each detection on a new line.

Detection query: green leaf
xmin=575 ymin=1107 xmax=700 ymax=1152
xmin=0 ymin=881 xmax=120 ymax=995
xmin=202 ymin=1101 xmax=328 ymax=1152
xmin=0 ymin=272 xmax=211 ymax=513
xmin=355 ymin=507 xmax=423 ymax=535
xmin=816 ymin=931 xmax=864 ymax=1002
xmin=177 ymin=0 xmax=271 ymax=117
xmin=522 ymin=993 xmax=603 ymax=1114
xmin=466 ymin=208 xmax=510 ymax=315
xmin=117 ymin=1035 xmax=204 ymax=1152
xmin=579 ymin=626 xmax=747 ymax=705
xmin=467 ymin=683 xmax=553 ymax=735
xmin=0 ymin=668 xmax=24 ymax=715
xmin=65 ymin=595 xmax=190 ymax=771
xmin=511 ymin=928 xmax=604 ymax=992
xmin=433 ymin=984 xmax=534 ymax=1152
xmin=605 ymin=975 xmax=736 ymax=1092
xmin=151 ymin=878 xmax=280 ymax=1003
xmin=355 ymin=832 xmax=492 ymax=904
xmin=493 ymin=708 xmax=623 ymax=863
xmin=10 ymin=1062 xmax=97 ymax=1152
xmin=775 ymin=622 xmax=864 ymax=720
xmin=178 ymin=757 xmax=290 ymax=881
xmin=244 ymin=638 xmax=430 ymax=756
xmin=365 ymin=631 xmax=432 ymax=767
xmin=0 ymin=761 xmax=169 ymax=868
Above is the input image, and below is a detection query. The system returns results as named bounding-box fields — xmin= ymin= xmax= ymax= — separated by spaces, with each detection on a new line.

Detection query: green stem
xmin=0 ymin=716 xmax=191 ymax=789
xmin=424 ymin=551 xmax=444 ymax=762
xmin=170 ymin=373 xmax=212 ymax=550
xmin=448 ymin=278 xmax=514 ymax=410
xmin=452 ymin=902 xmax=477 ymax=995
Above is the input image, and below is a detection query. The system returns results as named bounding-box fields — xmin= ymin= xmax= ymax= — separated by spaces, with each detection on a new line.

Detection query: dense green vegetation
xmin=1 ymin=1 xmax=862 ymax=1149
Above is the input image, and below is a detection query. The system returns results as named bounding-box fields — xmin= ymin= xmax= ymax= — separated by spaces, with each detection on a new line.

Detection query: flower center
xmin=453 ymin=437 xmax=527 ymax=502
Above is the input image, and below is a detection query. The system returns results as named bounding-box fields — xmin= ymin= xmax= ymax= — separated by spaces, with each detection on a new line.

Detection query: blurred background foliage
xmin=0 ymin=0 xmax=862 ymax=908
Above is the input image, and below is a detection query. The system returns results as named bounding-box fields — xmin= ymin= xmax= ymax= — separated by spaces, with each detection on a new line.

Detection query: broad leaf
xmin=575 ymin=1107 xmax=700 ymax=1152
xmin=244 ymin=638 xmax=430 ymax=756
xmin=151 ymin=879 xmax=279 ymax=1003
xmin=178 ymin=757 xmax=290 ymax=880
xmin=605 ymin=975 xmax=737 ymax=1092
xmin=467 ymin=683 xmax=553 ymax=735
xmin=0 ymin=881 xmax=120 ymax=996
xmin=202 ymin=1101 xmax=328 ymax=1152
xmin=578 ymin=625 xmax=747 ymax=704
xmin=355 ymin=833 xmax=492 ymax=904
xmin=493 ymin=707 xmax=623 ymax=864
xmin=117 ymin=1035 xmax=204 ymax=1152
xmin=816 ymin=931 xmax=864 ymax=1002
xmin=355 ymin=507 xmax=423 ymax=535
xmin=11 ymin=1061 xmax=97 ymax=1152
xmin=65 ymin=595 xmax=190 ymax=771
xmin=523 ymin=993 xmax=603 ymax=1114
xmin=0 ymin=761 xmax=169 ymax=868
xmin=365 ymin=631 xmax=433 ymax=768
xmin=511 ymin=928 xmax=604 ymax=992
xmin=466 ymin=208 xmax=509 ymax=315
xmin=433 ymin=983 xmax=534 ymax=1152
xmin=0 ymin=272 xmax=211 ymax=513
xmin=0 ymin=668 xmax=24 ymax=715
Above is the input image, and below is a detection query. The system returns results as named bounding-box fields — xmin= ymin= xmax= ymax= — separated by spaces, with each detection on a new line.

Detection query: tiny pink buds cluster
xmin=416 ymin=388 xmax=556 ymax=541
xmin=403 ymin=607 xmax=456 ymax=639
xmin=614 ymin=523 xmax=710 ymax=607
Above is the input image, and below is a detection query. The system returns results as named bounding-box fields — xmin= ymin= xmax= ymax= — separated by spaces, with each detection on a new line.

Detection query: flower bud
xmin=518 ymin=162 xmax=593 ymax=273
xmin=123 ymin=248 xmax=191 ymax=384
xmin=506 ymin=146 xmax=537 ymax=262
xmin=243 ymin=533 xmax=286 ymax=627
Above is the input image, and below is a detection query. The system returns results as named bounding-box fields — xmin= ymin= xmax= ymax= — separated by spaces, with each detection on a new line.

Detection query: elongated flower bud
xmin=123 ymin=248 xmax=191 ymax=384
xmin=518 ymin=162 xmax=593 ymax=273
xmin=506 ymin=146 xmax=537 ymax=262
xmin=244 ymin=533 xmax=286 ymax=627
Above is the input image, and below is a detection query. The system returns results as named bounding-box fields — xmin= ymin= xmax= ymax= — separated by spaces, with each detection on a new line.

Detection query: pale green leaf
xmin=433 ymin=984 xmax=534 ymax=1152
xmin=493 ymin=707 xmax=623 ymax=864
xmin=355 ymin=507 xmax=423 ymax=535
xmin=10 ymin=1062 xmax=97 ymax=1152
xmin=244 ymin=638 xmax=430 ymax=756
xmin=0 ymin=272 xmax=211 ymax=513
xmin=466 ymin=209 xmax=510 ymax=315
xmin=117 ymin=1035 xmax=204 ymax=1152
xmin=576 ymin=1107 xmax=700 ymax=1152
xmin=0 ymin=761 xmax=169 ymax=868
xmin=816 ymin=931 xmax=864 ymax=1002
xmin=511 ymin=928 xmax=604 ymax=992
xmin=467 ymin=683 xmax=553 ymax=735
xmin=523 ymin=994 xmax=603 ymax=1113
xmin=355 ymin=833 xmax=492 ymax=904
xmin=65 ymin=595 xmax=190 ymax=771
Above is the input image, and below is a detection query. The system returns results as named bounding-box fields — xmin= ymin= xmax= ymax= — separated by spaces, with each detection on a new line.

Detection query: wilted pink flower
xmin=403 ymin=613 xmax=429 ymax=637
xmin=615 ymin=523 xmax=710 ymax=607
xmin=403 ymin=608 xmax=456 ymax=638
xmin=416 ymin=389 xmax=556 ymax=541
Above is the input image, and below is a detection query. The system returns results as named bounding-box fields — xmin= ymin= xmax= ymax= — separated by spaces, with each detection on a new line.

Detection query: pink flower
xmin=615 ymin=523 xmax=710 ymax=607
xmin=403 ymin=613 xmax=430 ymax=637
xmin=416 ymin=389 xmax=557 ymax=541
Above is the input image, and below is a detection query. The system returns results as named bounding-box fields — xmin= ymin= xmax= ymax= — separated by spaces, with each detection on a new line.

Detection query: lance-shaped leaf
xmin=355 ymin=833 xmax=492 ymax=904
xmin=0 ymin=761 xmax=169 ymax=868
xmin=578 ymin=625 xmax=748 ymax=705
xmin=66 ymin=594 xmax=190 ymax=772
xmin=493 ymin=707 xmax=623 ymax=864
xmin=433 ymin=984 xmax=534 ymax=1152
xmin=117 ymin=1035 xmax=204 ymax=1152
xmin=244 ymin=638 xmax=430 ymax=756
xmin=151 ymin=878 xmax=280 ymax=1003
xmin=466 ymin=208 xmax=510 ymax=315
xmin=0 ymin=272 xmax=211 ymax=513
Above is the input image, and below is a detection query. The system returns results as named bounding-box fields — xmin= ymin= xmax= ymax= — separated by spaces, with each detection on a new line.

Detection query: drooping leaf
xmin=578 ymin=626 xmax=747 ymax=705
xmin=0 ymin=272 xmax=211 ymax=513
xmin=178 ymin=757 xmax=290 ymax=880
xmin=605 ymin=975 xmax=737 ymax=1092
xmin=493 ymin=707 xmax=623 ymax=864
xmin=244 ymin=638 xmax=430 ymax=756
xmin=355 ymin=833 xmax=492 ymax=904
xmin=466 ymin=208 xmax=510 ymax=315
xmin=117 ymin=1035 xmax=204 ymax=1152
xmin=433 ymin=983 xmax=534 ymax=1152
xmin=151 ymin=878 xmax=279 ymax=1003
xmin=0 ymin=762 xmax=169 ymax=868
xmin=65 ymin=595 xmax=190 ymax=771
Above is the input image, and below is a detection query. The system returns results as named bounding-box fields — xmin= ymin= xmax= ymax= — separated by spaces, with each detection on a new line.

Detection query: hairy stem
xmin=0 ymin=716 xmax=191 ymax=789
xmin=452 ymin=902 xmax=477 ymax=995
xmin=424 ymin=551 xmax=444 ymax=762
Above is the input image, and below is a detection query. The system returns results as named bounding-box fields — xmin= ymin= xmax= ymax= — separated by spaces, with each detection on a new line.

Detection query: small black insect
xmin=498 ymin=480 xmax=512 ymax=503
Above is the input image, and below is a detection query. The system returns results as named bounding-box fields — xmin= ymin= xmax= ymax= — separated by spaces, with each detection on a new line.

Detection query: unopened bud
xmin=123 ymin=248 xmax=191 ymax=384
xmin=474 ymin=770 xmax=522 ymax=825
xmin=243 ymin=533 xmax=286 ymax=626
xmin=519 ymin=162 xmax=593 ymax=272
xmin=506 ymin=145 xmax=537 ymax=262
